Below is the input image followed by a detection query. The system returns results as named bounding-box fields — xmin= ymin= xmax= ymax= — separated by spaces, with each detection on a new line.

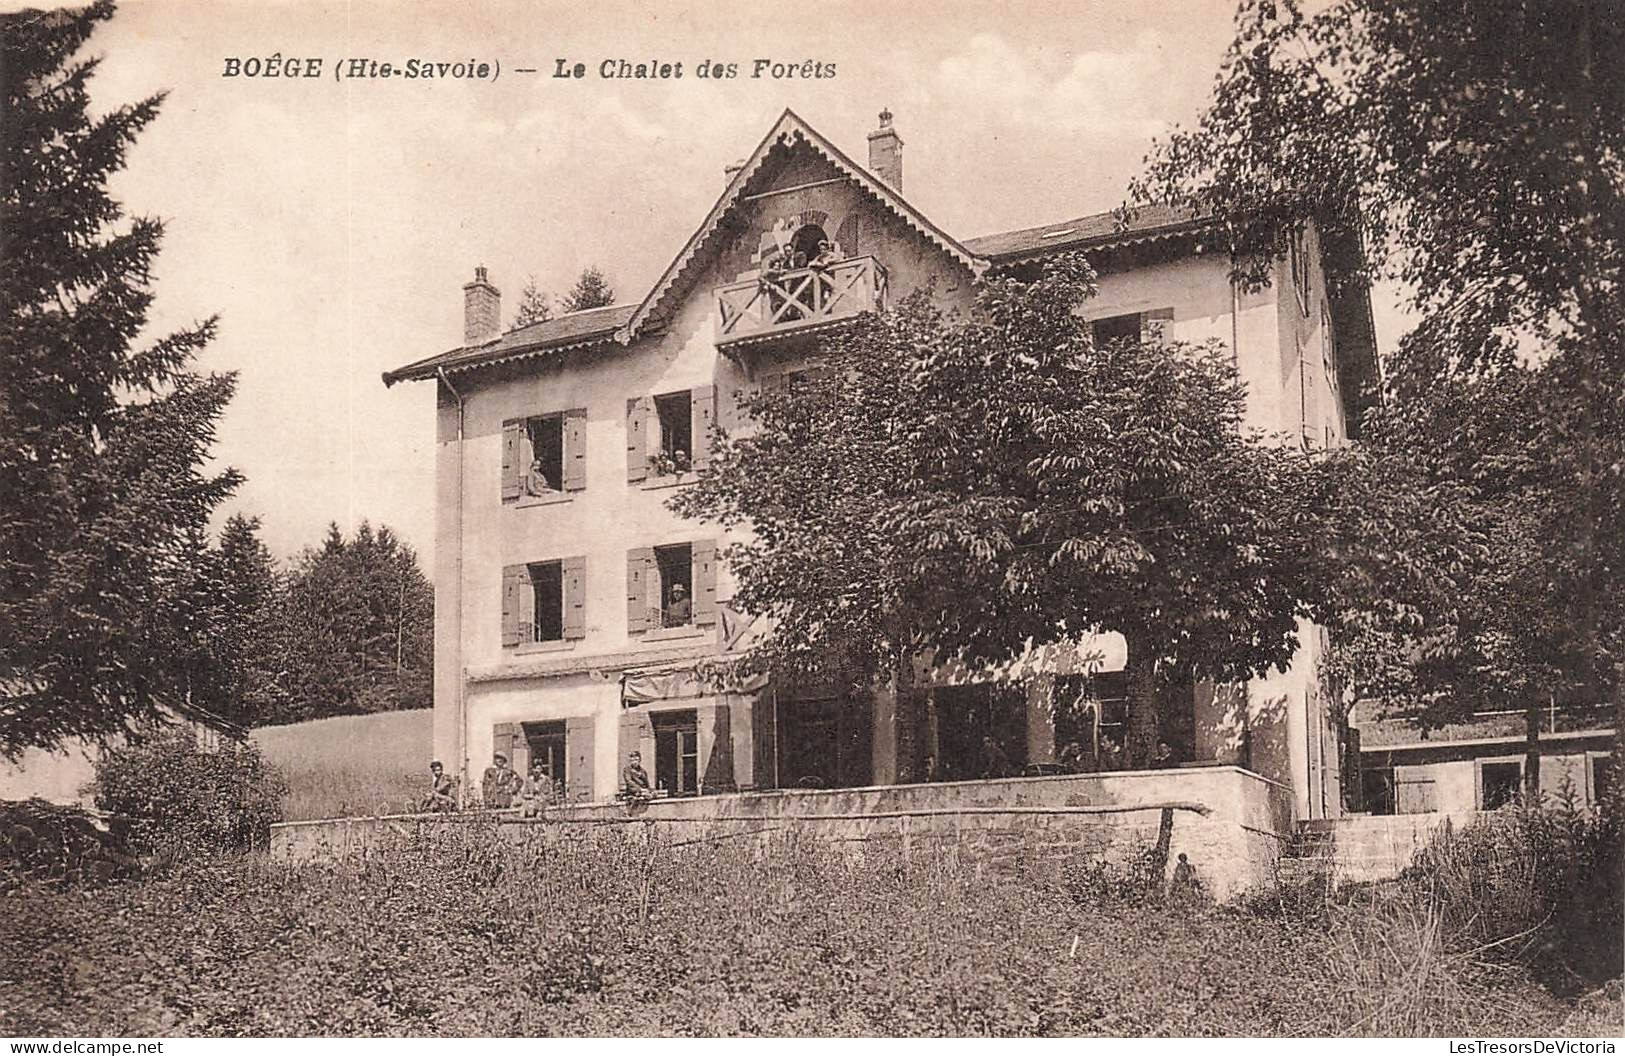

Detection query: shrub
xmin=1400 ymin=792 xmax=1622 ymax=989
xmin=88 ymin=727 xmax=287 ymax=859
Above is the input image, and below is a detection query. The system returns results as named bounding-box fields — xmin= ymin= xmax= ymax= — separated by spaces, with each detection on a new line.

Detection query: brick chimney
xmin=463 ymin=266 xmax=500 ymax=345
xmin=867 ymin=108 xmax=903 ymax=191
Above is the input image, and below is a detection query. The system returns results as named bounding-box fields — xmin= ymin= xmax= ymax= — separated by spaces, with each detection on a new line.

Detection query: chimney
xmin=462 ymin=265 xmax=500 ymax=345
xmin=866 ymin=108 xmax=903 ymax=191
xmin=724 ymin=158 xmax=747 ymax=185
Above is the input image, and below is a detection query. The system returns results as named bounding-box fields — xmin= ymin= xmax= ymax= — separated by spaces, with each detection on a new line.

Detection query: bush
xmin=1403 ymin=793 xmax=1623 ymax=989
xmin=88 ymin=727 xmax=287 ymax=859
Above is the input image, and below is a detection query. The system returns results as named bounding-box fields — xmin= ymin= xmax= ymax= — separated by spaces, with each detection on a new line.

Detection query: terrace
xmin=715 ymin=255 xmax=888 ymax=347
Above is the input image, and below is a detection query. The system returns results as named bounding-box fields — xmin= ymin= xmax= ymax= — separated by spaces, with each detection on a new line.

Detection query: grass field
xmin=4 ymin=826 xmax=1619 ymax=1037
xmin=252 ymin=710 xmax=432 ymax=821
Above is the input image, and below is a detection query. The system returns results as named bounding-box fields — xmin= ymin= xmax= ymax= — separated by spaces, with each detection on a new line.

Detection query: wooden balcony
xmin=715 ymin=255 xmax=888 ymax=347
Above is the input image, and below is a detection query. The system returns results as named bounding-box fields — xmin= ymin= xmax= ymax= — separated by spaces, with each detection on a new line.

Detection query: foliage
xmin=559 ymin=265 xmax=615 ymax=312
xmin=676 ymin=257 xmax=1319 ymax=769
xmin=88 ymin=726 xmax=286 ymax=858
xmin=512 ymin=275 xmax=552 ymax=328
xmin=0 ymin=798 xmax=138 ymax=891
xmin=267 ymin=522 xmax=433 ymax=724
xmin=2 ymin=826 xmax=1603 ymax=1037
xmin=1132 ymin=0 xmax=1625 ymax=744
xmin=0 ymin=1 xmax=242 ymax=756
xmin=1404 ymin=793 xmax=1623 ymax=989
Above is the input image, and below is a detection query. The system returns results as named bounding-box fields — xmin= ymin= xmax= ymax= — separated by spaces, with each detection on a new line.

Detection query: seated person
xmin=524 ymin=455 xmax=556 ymax=496
xmin=664 ymin=582 xmax=692 ymax=627
xmin=622 ymin=750 xmax=652 ymax=801
xmin=420 ymin=760 xmax=458 ymax=812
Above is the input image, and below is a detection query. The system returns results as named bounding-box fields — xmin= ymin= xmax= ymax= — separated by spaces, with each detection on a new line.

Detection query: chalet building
xmin=382 ymin=109 xmax=1379 ymax=823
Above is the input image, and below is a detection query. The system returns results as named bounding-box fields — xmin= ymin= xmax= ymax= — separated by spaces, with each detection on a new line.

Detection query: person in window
xmin=622 ymin=750 xmax=652 ymax=801
xmin=980 ymin=735 xmax=1012 ymax=779
xmin=421 ymin=760 xmax=457 ymax=812
xmin=664 ymin=582 xmax=692 ymax=627
xmin=524 ymin=455 xmax=556 ymax=496
xmin=481 ymin=752 xmax=522 ymax=809
xmin=673 ymin=449 xmax=691 ymax=473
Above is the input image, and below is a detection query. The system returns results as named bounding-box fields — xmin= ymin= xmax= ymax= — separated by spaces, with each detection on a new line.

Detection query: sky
xmin=73 ymin=0 xmax=1407 ymax=564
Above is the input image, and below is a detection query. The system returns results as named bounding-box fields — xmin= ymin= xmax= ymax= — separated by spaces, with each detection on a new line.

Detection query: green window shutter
xmin=1140 ymin=307 xmax=1174 ymax=345
xmin=563 ymin=409 xmax=587 ymax=491
xmin=564 ymin=716 xmax=596 ymax=802
xmin=690 ymin=385 xmax=716 ymax=472
xmin=626 ymin=397 xmax=653 ymax=482
xmin=563 ymin=555 xmax=587 ymax=639
xmin=627 ymin=547 xmax=655 ymax=633
xmin=516 ymin=566 xmax=535 ymax=645
xmin=693 ymin=538 xmax=718 ymax=626
xmin=501 ymin=565 xmax=521 ymax=646
xmin=501 ymin=419 xmax=523 ymax=500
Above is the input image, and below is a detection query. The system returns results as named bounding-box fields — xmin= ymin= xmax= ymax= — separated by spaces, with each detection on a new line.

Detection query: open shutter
xmin=501 ymin=565 xmax=522 ymax=646
xmin=509 ymin=727 xmax=530 ymax=776
xmin=693 ymin=538 xmax=718 ymax=626
xmin=626 ymin=396 xmax=653 ymax=482
xmin=717 ymin=381 xmax=742 ymax=435
xmin=492 ymin=722 xmax=514 ymax=766
xmin=618 ymin=710 xmax=653 ymax=783
xmin=515 ymin=566 xmax=535 ymax=645
xmin=564 ymin=716 xmax=596 ymax=802
xmin=501 ymin=419 xmax=523 ymax=500
xmin=627 ymin=547 xmax=655 ymax=633
xmin=562 ymin=555 xmax=586 ymax=639
xmin=690 ymin=385 xmax=716 ymax=472
xmin=1140 ymin=307 xmax=1174 ymax=345
xmin=563 ymin=409 xmax=587 ymax=491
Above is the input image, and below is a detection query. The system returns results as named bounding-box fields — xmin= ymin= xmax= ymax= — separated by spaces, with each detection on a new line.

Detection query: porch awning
xmin=620 ymin=664 xmax=769 ymax=707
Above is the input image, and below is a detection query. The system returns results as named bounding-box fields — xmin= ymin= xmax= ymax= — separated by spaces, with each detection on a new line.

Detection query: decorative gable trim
xmin=619 ymin=108 xmax=987 ymax=342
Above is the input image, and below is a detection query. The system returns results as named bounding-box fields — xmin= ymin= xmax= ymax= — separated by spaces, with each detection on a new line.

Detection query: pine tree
xmin=0 ymin=1 xmax=242 ymax=755
xmin=560 ymin=265 xmax=615 ymax=312
xmin=512 ymin=275 xmax=552 ymax=328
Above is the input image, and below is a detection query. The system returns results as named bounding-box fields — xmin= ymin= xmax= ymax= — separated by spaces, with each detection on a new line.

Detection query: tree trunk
xmin=1523 ymin=698 xmax=1543 ymax=803
xmin=1123 ymin=635 xmax=1158 ymax=770
xmin=893 ymin=647 xmax=923 ymax=784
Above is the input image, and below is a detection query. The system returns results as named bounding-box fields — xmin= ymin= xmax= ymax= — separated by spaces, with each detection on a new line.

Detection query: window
xmin=782 ymin=697 xmax=841 ymax=789
xmin=503 ymin=410 xmax=585 ymax=501
xmin=1480 ymin=760 xmax=1522 ymax=810
xmin=1591 ymin=753 xmax=1614 ymax=807
xmin=1361 ymin=767 xmax=1397 ymax=815
xmin=627 ymin=389 xmax=715 ymax=482
xmin=627 ymin=540 xmax=717 ymax=634
xmin=1091 ymin=313 xmax=1141 ymax=348
xmin=1290 ymin=230 xmax=1311 ymax=314
xmin=653 ymin=710 xmax=700 ymax=796
xmin=528 ymin=561 xmax=563 ymax=642
xmin=503 ymin=557 xmax=585 ymax=647
xmin=653 ymin=391 xmax=692 ymax=474
xmin=1054 ymin=671 xmax=1129 ymax=768
xmin=1090 ymin=308 xmax=1173 ymax=349
xmin=522 ymin=720 xmax=567 ymax=795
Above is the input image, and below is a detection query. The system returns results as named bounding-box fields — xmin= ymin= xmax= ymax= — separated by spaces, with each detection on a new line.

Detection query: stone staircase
xmin=1274 ymin=818 xmax=1338 ymax=886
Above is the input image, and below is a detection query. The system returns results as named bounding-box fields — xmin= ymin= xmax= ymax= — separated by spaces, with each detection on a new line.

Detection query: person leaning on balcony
xmin=664 ymin=582 xmax=692 ymax=628
xmin=520 ymin=762 xmax=550 ymax=817
xmin=482 ymin=753 xmax=522 ymax=809
xmin=810 ymin=239 xmax=839 ymax=271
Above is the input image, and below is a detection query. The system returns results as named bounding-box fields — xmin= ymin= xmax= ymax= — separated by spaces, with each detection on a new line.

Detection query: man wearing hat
xmin=481 ymin=752 xmax=522 ymax=809
xmin=664 ymin=581 xmax=692 ymax=628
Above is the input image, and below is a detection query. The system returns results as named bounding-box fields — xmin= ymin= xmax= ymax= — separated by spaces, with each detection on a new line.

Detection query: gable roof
xmin=620 ymin=108 xmax=986 ymax=341
xmin=382 ymin=303 xmax=633 ymax=386
xmin=964 ymin=202 xmax=1207 ymax=261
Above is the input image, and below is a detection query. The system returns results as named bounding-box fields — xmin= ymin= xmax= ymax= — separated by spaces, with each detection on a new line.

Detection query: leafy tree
xmin=0 ymin=1 xmax=242 ymax=756
xmin=676 ymin=258 xmax=1317 ymax=772
xmin=271 ymin=522 xmax=432 ymax=724
xmin=559 ymin=265 xmax=615 ymax=312
xmin=513 ymin=274 xmax=552 ymax=328
xmin=1133 ymin=0 xmax=1624 ymax=776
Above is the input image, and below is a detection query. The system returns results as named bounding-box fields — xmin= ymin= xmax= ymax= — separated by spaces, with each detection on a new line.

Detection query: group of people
xmin=418 ymin=753 xmax=568 ymax=814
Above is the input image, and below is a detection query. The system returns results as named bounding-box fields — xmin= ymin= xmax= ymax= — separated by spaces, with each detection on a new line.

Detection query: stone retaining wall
xmin=271 ymin=765 xmax=1293 ymax=901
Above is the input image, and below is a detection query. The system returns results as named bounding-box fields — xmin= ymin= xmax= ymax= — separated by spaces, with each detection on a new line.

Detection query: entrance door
xmin=782 ymin=698 xmax=840 ymax=788
xmin=653 ymin=710 xmax=700 ymax=796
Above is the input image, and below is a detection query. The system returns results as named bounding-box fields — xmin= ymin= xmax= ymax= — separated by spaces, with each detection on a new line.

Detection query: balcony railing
xmin=715 ymin=255 xmax=887 ymax=345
